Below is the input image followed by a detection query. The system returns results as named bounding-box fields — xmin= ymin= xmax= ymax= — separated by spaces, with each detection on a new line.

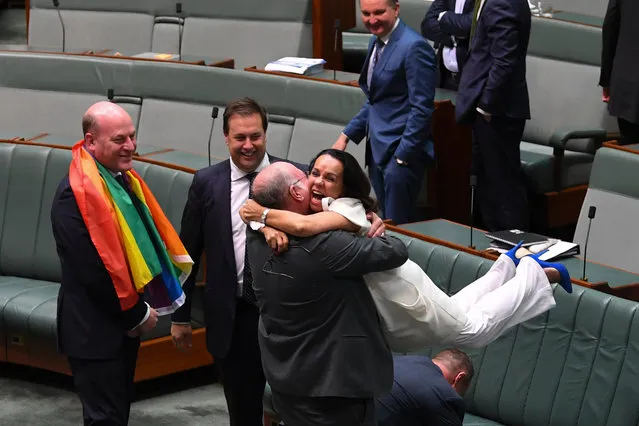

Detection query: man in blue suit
xmin=456 ymin=0 xmax=531 ymax=231
xmin=376 ymin=349 xmax=474 ymax=426
xmin=334 ymin=0 xmax=436 ymax=225
xmin=170 ymin=98 xmax=306 ymax=426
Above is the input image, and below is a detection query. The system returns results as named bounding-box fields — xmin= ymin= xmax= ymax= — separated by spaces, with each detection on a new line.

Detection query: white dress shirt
xmin=229 ymin=154 xmax=270 ymax=296
xmin=440 ymin=0 xmax=468 ymax=73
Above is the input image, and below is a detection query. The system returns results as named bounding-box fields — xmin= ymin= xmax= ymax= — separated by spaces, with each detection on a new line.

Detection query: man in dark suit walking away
xmin=376 ymin=349 xmax=475 ymax=426
xmin=170 ymin=98 xmax=304 ymax=426
xmin=422 ymin=0 xmax=478 ymax=90
xmin=600 ymin=0 xmax=639 ymax=146
xmin=456 ymin=0 xmax=531 ymax=231
xmin=246 ymin=161 xmax=409 ymax=426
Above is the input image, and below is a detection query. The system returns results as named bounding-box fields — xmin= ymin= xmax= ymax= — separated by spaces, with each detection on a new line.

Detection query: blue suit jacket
xmin=456 ymin=0 xmax=531 ymax=124
xmin=343 ymin=20 xmax=436 ymax=167
xmin=376 ymin=355 xmax=465 ymax=426
xmin=172 ymin=155 xmax=305 ymax=357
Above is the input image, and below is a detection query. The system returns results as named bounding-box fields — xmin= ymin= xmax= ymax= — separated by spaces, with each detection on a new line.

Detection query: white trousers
xmin=364 ymin=254 xmax=556 ymax=352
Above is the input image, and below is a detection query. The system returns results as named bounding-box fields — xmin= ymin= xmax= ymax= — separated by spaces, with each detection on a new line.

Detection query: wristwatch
xmin=395 ymin=157 xmax=408 ymax=166
xmin=260 ymin=208 xmax=270 ymax=224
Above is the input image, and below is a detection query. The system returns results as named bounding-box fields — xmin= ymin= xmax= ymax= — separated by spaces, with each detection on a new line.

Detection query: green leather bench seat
xmin=28 ymin=0 xmax=313 ymax=69
xmin=520 ymin=142 xmax=594 ymax=193
xmin=573 ymin=147 xmax=639 ymax=274
xmin=397 ymin=218 xmax=639 ymax=288
xmin=0 ymin=143 xmax=202 ymax=368
xmin=263 ymin=234 xmax=639 ymax=426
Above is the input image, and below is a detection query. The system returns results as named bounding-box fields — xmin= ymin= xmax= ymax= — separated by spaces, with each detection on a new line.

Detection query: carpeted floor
xmin=0 ymin=363 xmax=231 ymax=425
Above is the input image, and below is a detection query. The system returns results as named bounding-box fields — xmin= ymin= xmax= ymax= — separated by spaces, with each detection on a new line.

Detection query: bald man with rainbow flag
xmin=51 ymin=101 xmax=193 ymax=425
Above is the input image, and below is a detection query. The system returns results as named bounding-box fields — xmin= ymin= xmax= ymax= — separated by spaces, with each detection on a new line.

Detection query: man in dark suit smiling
xmin=170 ymin=97 xmax=304 ymax=426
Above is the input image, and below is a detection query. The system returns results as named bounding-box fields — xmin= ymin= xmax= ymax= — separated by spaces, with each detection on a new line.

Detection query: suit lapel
xmin=359 ymin=37 xmax=376 ymax=96
xmin=217 ymin=154 xmax=285 ymax=274
xmin=368 ymin=21 xmax=405 ymax=98
xmin=215 ymin=161 xmax=237 ymax=274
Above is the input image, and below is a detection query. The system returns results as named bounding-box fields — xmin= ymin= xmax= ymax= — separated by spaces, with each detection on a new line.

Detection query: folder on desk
xmin=485 ymin=229 xmax=550 ymax=247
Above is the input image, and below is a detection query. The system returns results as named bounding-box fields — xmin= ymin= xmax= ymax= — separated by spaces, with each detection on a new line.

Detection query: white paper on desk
xmin=265 ymin=57 xmax=326 ymax=75
xmin=538 ymin=241 xmax=579 ymax=261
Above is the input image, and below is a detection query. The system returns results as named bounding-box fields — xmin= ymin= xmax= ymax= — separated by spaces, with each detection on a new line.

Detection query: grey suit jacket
xmin=247 ymin=229 xmax=409 ymax=398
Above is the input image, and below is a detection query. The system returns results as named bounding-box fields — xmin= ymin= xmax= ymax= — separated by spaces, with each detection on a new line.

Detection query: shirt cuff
xmin=476 ymin=107 xmax=492 ymax=117
xmin=438 ymin=11 xmax=447 ymax=20
xmin=250 ymin=220 xmax=265 ymax=231
xmin=130 ymin=302 xmax=150 ymax=331
xmin=171 ymin=321 xmax=192 ymax=326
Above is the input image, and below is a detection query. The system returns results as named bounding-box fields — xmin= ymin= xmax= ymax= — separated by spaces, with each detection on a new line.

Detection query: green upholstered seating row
xmin=0 ymin=51 xmax=368 ymax=170
xmin=573 ymin=147 xmax=639 ymax=274
xmin=0 ymin=49 xmax=611 ymax=205
xmin=26 ymin=0 xmax=313 ymax=68
xmin=262 ymin=235 xmax=639 ymax=426
xmin=0 ymin=143 xmax=204 ymax=368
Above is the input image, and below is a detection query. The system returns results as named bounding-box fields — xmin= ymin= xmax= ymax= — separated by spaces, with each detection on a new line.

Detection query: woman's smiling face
xmin=308 ymin=154 xmax=345 ymax=212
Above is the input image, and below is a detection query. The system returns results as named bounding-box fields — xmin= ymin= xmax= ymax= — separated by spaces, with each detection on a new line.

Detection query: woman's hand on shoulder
xmin=366 ymin=212 xmax=386 ymax=238
xmin=240 ymin=199 xmax=265 ymax=224
xmin=262 ymin=226 xmax=289 ymax=253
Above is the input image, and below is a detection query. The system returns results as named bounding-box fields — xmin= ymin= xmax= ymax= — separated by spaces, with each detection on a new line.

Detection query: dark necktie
xmin=242 ymin=172 xmax=258 ymax=304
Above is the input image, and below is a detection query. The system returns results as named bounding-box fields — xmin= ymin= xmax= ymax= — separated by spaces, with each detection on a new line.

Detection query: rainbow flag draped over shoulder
xmin=69 ymin=140 xmax=193 ymax=315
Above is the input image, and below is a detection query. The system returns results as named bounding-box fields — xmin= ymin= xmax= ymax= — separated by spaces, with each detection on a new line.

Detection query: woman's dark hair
xmin=308 ymin=149 xmax=378 ymax=212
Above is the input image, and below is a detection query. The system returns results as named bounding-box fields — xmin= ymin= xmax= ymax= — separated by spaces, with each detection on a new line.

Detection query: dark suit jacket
xmin=600 ymin=0 xmax=639 ymax=123
xmin=172 ymin=155 xmax=304 ymax=358
xmin=376 ymin=356 xmax=466 ymax=426
xmin=51 ymin=176 xmax=147 ymax=359
xmin=343 ymin=20 xmax=436 ymax=167
xmin=456 ymin=0 xmax=531 ymax=123
xmin=421 ymin=0 xmax=477 ymax=76
xmin=247 ymin=229 xmax=408 ymax=398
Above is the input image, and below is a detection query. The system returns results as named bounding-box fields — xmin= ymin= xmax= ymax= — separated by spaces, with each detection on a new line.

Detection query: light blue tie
xmin=366 ymin=38 xmax=385 ymax=89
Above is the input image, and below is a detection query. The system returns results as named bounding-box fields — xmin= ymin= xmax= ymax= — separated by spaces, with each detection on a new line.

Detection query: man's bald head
xmin=82 ymin=101 xmax=137 ymax=173
xmin=252 ymin=162 xmax=309 ymax=214
xmin=82 ymin=101 xmax=131 ymax=137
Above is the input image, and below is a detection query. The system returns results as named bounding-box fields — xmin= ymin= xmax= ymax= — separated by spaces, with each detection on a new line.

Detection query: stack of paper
xmin=265 ymin=57 xmax=327 ymax=76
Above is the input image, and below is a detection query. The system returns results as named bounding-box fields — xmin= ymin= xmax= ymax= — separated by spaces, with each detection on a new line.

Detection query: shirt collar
xmin=379 ymin=18 xmax=400 ymax=45
xmin=230 ymin=153 xmax=271 ymax=182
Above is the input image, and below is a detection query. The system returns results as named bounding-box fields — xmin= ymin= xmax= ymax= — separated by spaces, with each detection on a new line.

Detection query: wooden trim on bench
xmin=134 ymin=328 xmax=213 ymax=382
xmin=543 ymin=184 xmax=588 ymax=229
xmin=603 ymin=141 xmax=639 ymax=155
xmin=0 ymin=139 xmax=203 ymax=175
xmin=4 ymin=328 xmax=213 ymax=382
xmin=244 ymin=66 xmax=359 ymax=87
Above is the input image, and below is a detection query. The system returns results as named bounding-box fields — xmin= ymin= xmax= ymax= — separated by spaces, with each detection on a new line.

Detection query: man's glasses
xmin=290 ymin=176 xmax=305 ymax=188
